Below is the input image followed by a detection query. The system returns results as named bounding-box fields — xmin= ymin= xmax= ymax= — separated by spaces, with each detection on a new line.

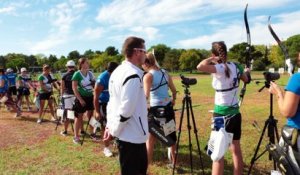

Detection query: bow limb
xmin=268 ymin=16 xmax=290 ymax=71
xmin=239 ymin=4 xmax=252 ymax=107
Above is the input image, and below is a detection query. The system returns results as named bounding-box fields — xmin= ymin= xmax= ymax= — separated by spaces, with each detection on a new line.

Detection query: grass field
xmin=0 ymin=72 xmax=290 ymax=175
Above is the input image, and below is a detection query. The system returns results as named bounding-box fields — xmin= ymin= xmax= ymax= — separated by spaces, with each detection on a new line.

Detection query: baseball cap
xmin=6 ymin=68 xmax=13 ymax=73
xmin=21 ymin=67 xmax=27 ymax=72
xmin=66 ymin=60 xmax=76 ymax=67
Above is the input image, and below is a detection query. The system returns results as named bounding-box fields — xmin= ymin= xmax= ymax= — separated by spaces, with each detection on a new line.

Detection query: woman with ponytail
xmin=197 ymin=41 xmax=250 ymax=175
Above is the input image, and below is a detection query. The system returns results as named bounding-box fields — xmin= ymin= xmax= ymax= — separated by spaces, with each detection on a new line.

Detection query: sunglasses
xmin=134 ymin=48 xmax=146 ymax=54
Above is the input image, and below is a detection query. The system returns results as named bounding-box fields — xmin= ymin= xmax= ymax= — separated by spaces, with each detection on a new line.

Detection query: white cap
xmin=21 ymin=67 xmax=27 ymax=72
xmin=66 ymin=60 xmax=76 ymax=67
xmin=6 ymin=68 xmax=13 ymax=73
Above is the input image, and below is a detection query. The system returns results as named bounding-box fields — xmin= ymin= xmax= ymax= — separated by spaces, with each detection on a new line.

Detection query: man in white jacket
xmin=104 ymin=36 xmax=149 ymax=175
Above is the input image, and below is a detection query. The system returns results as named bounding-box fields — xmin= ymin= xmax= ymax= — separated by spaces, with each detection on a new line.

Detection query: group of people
xmin=1 ymin=36 xmax=299 ymax=175
xmin=0 ymin=67 xmax=37 ymax=117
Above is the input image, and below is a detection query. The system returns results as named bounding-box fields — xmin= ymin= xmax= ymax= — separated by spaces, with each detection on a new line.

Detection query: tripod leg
xmin=188 ymin=97 xmax=205 ymax=175
xmin=248 ymin=120 xmax=269 ymax=175
xmin=186 ymin=97 xmax=194 ymax=174
xmin=172 ymin=97 xmax=186 ymax=175
xmin=81 ymin=115 xmax=92 ymax=146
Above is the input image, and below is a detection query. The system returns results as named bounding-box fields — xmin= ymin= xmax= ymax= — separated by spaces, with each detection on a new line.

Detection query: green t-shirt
xmin=38 ymin=74 xmax=54 ymax=93
xmin=72 ymin=71 xmax=95 ymax=97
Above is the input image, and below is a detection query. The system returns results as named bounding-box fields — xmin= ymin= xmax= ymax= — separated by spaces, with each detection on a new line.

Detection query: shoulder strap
xmin=122 ymin=74 xmax=141 ymax=86
xmin=150 ymin=69 xmax=168 ymax=92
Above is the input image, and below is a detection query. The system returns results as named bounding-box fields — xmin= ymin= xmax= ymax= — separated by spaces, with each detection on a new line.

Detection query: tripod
xmin=172 ymin=84 xmax=205 ymax=175
xmin=248 ymin=81 xmax=280 ymax=175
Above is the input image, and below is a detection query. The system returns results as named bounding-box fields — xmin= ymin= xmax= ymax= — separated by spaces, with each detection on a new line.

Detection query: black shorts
xmin=8 ymin=86 xmax=17 ymax=96
xmin=17 ymin=87 xmax=30 ymax=96
xmin=39 ymin=92 xmax=52 ymax=100
xmin=213 ymin=113 xmax=242 ymax=140
xmin=73 ymin=96 xmax=94 ymax=116
xmin=149 ymin=103 xmax=177 ymax=143
xmin=117 ymin=140 xmax=148 ymax=175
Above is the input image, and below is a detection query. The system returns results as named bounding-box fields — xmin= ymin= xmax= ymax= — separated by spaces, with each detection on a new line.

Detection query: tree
xmin=163 ymin=49 xmax=181 ymax=72
xmin=269 ymin=45 xmax=283 ymax=69
xmin=26 ymin=55 xmax=38 ymax=66
xmin=0 ymin=56 xmax=6 ymax=67
xmin=179 ymin=49 xmax=200 ymax=73
xmin=90 ymin=53 xmax=123 ymax=72
xmin=35 ymin=54 xmax=48 ymax=66
xmin=83 ymin=49 xmax=95 ymax=60
xmin=105 ymin=46 xmax=119 ymax=56
xmin=148 ymin=44 xmax=171 ymax=65
xmin=48 ymin=54 xmax=58 ymax=66
xmin=53 ymin=56 xmax=68 ymax=71
xmin=68 ymin=50 xmax=81 ymax=61
xmin=286 ymin=34 xmax=300 ymax=63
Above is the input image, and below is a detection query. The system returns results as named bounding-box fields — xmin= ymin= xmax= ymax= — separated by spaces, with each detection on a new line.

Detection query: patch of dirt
xmin=0 ymin=110 xmax=56 ymax=148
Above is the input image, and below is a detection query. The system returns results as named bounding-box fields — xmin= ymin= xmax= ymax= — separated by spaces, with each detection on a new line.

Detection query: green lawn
xmin=0 ymin=72 xmax=290 ymax=175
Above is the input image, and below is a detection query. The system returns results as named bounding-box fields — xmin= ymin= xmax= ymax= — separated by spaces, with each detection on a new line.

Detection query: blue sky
xmin=0 ymin=0 xmax=299 ymax=57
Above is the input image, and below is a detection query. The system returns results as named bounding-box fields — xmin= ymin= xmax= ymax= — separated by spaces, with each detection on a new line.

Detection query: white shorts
xmin=62 ymin=94 xmax=76 ymax=109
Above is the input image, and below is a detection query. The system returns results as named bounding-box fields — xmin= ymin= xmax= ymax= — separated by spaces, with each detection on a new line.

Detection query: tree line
xmin=1 ymin=34 xmax=299 ymax=73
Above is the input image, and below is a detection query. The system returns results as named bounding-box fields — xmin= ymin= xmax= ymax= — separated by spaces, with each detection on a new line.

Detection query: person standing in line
xmin=104 ymin=36 xmax=149 ymax=175
xmin=6 ymin=68 xmax=17 ymax=99
xmin=197 ymin=41 xmax=250 ymax=175
xmin=16 ymin=68 xmax=35 ymax=111
xmin=60 ymin=60 xmax=76 ymax=136
xmin=72 ymin=58 xmax=96 ymax=144
xmin=0 ymin=68 xmax=21 ymax=117
xmin=142 ymin=52 xmax=177 ymax=167
xmin=37 ymin=65 xmax=59 ymax=124
xmin=94 ymin=61 xmax=119 ymax=157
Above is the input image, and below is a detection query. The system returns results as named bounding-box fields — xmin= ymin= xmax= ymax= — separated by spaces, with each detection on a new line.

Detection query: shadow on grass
xmin=152 ymin=142 xmax=267 ymax=175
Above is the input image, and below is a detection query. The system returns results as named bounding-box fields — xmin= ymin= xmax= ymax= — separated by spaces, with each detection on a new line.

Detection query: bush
xmin=253 ymin=60 xmax=266 ymax=71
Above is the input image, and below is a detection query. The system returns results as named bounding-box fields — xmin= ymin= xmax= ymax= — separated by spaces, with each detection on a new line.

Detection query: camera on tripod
xmin=180 ymin=74 xmax=197 ymax=86
xmin=263 ymin=72 xmax=280 ymax=82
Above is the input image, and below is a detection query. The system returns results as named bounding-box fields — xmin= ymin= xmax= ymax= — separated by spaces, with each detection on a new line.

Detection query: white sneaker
xmin=103 ymin=147 xmax=113 ymax=157
xmin=37 ymin=118 xmax=42 ymax=124
xmin=15 ymin=111 xmax=21 ymax=118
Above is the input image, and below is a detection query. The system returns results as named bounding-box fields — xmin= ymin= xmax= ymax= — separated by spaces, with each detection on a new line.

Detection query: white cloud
xmin=30 ymin=34 xmax=68 ymax=54
xmin=82 ymin=27 xmax=104 ymax=40
xmin=0 ymin=6 xmax=15 ymax=14
xmin=30 ymin=0 xmax=87 ymax=54
xmin=176 ymin=10 xmax=300 ymax=49
xmin=130 ymin=26 xmax=160 ymax=41
xmin=96 ymin=0 xmax=296 ymax=28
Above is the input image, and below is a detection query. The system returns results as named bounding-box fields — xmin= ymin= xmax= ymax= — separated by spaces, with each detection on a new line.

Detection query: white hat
xmin=21 ymin=67 xmax=27 ymax=72
xmin=66 ymin=60 xmax=76 ymax=67
xmin=6 ymin=68 xmax=13 ymax=73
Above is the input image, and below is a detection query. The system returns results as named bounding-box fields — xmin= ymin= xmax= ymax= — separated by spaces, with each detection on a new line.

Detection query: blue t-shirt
xmin=96 ymin=70 xmax=110 ymax=103
xmin=6 ymin=73 xmax=16 ymax=86
xmin=285 ymin=73 xmax=300 ymax=129
xmin=0 ymin=75 xmax=8 ymax=93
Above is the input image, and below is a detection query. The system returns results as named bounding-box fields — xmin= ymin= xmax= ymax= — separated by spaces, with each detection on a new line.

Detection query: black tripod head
xmin=180 ymin=74 xmax=197 ymax=95
xmin=256 ymin=71 xmax=280 ymax=92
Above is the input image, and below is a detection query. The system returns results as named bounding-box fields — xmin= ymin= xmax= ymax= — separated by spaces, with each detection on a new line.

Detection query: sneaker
xmin=60 ymin=130 xmax=67 ymax=136
xmin=37 ymin=118 xmax=42 ymax=124
xmin=90 ymin=133 xmax=101 ymax=141
xmin=103 ymin=147 xmax=113 ymax=157
xmin=51 ymin=117 xmax=58 ymax=122
xmin=73 ymin=137 xmax=81 ymax=144
xmin=15 ymin=111 xmax=22 ymax=118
